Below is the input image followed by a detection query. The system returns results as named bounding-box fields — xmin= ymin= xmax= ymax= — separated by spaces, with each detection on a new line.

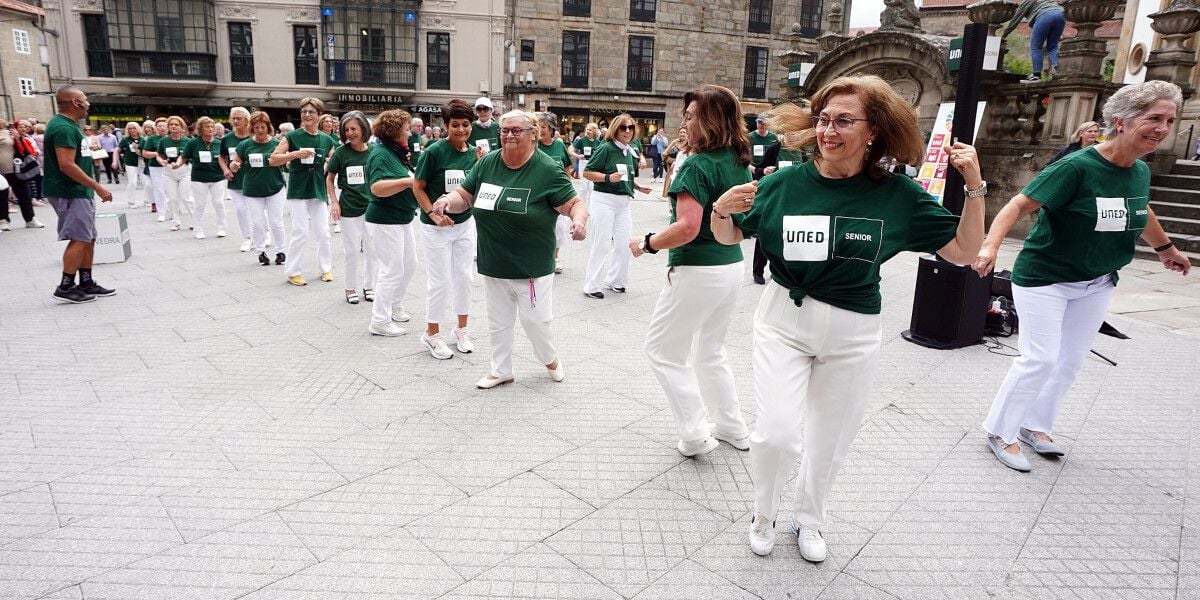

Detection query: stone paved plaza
xmin=1 ymin=179 xmax=1198 ymax=600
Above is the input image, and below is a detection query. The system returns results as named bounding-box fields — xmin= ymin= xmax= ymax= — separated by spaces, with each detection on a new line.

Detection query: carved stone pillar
xmin=817 ymin=3 xmax=849 ymax=56
xmin=1145 ymin=0 xmax=1200 ymax=98
xmin=1056 ymin=0 xmax=1121 ymax=76
xmin=967 ymin=0 xmax=1018 ymax=72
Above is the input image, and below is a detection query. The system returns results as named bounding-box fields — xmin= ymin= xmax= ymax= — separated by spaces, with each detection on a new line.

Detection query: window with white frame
xmin=18 ymin=78 xmax=35 ymax=97
xmin=13 ymin=29 xmax=31 ymax=54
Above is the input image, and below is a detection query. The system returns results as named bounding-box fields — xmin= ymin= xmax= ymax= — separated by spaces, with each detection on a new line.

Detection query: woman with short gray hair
xmin=974 ymin=79 xmax=1191 ymax=473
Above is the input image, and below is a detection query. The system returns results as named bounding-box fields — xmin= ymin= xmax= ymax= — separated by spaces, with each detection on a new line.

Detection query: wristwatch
xmin=639 ymin=232 xmax=659 ymax=254
xmin=964 ymin=181 xmax=988 ymax=198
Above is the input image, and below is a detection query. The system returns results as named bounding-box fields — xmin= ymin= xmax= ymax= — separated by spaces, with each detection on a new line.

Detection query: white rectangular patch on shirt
xmin=299 ymin=148 xmax=315 ymax=164
xmin=198 ymin=151 xmax=213 ymax=163
xmin=583 ymin=146 xmax=592 ymax=157
xmin=228 ymin=147 xmax=238 ymax=161
xmin=778 ymin=160 xmax=794 ymax=169
xmin=475 ymin=182 xmax=503 ymax=211
xmin=476 ymin=139 xmax=491 ymax=153
xmin=444 ymin=169 xmax=466 ymax=189
xmin=753 ymin=145 xmax=764 ymax=157
xmin=782 ymin=215 xmax=830 ymax=262
xmin=346 ymin=165 xmax=365 ymax=185
xmin=81 ymin=140 xmax=92 ymax=158
xmin=615 ymin=164 xmax=628 ymax=181
xmin=1095 ymin=197 xmax=1127 ymax=232
xmin=165 ymin=146 xmax=178 ymax=158
xmin=248 ymin=153 xmax=264 ymax=168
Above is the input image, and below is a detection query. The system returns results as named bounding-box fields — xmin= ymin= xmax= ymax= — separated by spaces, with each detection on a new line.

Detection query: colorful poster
xmin=918 ymin=102 xmax=986 ymax=205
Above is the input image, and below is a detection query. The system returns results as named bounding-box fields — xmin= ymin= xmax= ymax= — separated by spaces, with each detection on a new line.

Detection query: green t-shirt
xmin=776 ymin=147 xmax=807 ymax=168
xmin=182 ymin=136 xmax=226 ymax=183
xmin=325 ymin=144 xmax=371 ymax=219
xmin=586 ymin=140 xmax=637 ymax=197
xmin=538 ymin=139 xmax=572 ymax=171
xmin=222 ymin=133 xmax=251 ymax=190
xmin=572 ymin=135 xmax=600 ymax=161
xmin=236 ymin=137 xmax=284 ymax=198
xmin=468 ymin=121 xmax=501 ymax=154
xmin=142 ymin=135 xmax=161 ymax=169
xmin=666 ymin=148 xmax=749 ymax=267
xmin=156 ymin=136 xmax=190 ymax=164
xmin=284 ymin=129 xmax=337 ymax=201
xmin=365 ymin=144 xmax=418 ymax=225
xmin=749 ymin=131 xmax=779 ymax=167
xmin=461 ymin=150 xmax=578 ymax=279
xmin=414 ymin=139 xmax=475 ymax=226
xmin=118 ymin=136 xmax=142 ymax=167
xmin=408 ymin=133 xmax=425 ymax=158
xmin=43 ymin=114 xmax=93 ymax=200
xmin=736 ymin=161 xmax=960 ymax=314
xmin=1012 ymin=146 xmax=1151 ymax=287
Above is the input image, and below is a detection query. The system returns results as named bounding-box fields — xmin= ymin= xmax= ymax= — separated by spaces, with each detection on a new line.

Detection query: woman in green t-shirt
xmin=974 ymin=80 xmax=1190 ymax=473
xmin=230 ymin=111 xmax=288 ymax=267
xmin=142 ymin=119 xmax=168 ymax=222
xmin=431 ymin=110 xmax=587 ymax=389
xmin=325 ymin=111 xmax=377 ymax=305
xmin=159 ymin=116 xmax=193 ymax=232
xmin=582 ymin=113 xmax=652 ymax=298
xmin=116 ymin=122 xmax=144 ymax=209
xmin=537 ymin=112 xmax=577 ymax=275
xmin=175 ymin=117 xmax=230 ymax=240
xmin=710 ymin=76 xmax=986 ymax=562
xmin=364 ymin=109 xmax=421 ymax=337
xmin=569 ymin=122 xmax=601 ymax=203
xmin=412 ymin=99 xmax=479 ymax=359
xmin=271 ymin=97 xmax=338 ymax=287
xmin=630 ymin=85 xmax=753 ymax=463
xmin=223 ymin=107 xmax=254 ymax=252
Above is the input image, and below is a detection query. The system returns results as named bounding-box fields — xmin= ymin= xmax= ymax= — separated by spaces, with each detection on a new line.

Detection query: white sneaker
xmin=25 ymin=219 xmax=45 ymax=229
xmin=748 ymin=514 xmax=776 ymax=556
xmin=452 ymin=328 xmax=474 ymax=353
xmin=169 ymin=222 xmax=181 ymax=231
xmin=677 ymin=437 xmax=718 ymax=457
xmin=195 ymin=231 xmax=206 ymax=239
xmin=391 ymin=308 xmax=412 ymax=323
xmin=548 ymin=361 xmax=565 ymax=382
xmin=0 ymin=221 xmax=9 ymax=231
xmin=421 ymin=333 xmax=453 ymax=360
xmin=216 ymin=229 xmax=227 ymax=238
xmin=796 ymin=525 xmax=827 ymax=562
xmin=714 ymin=430 xmax=750 ymax=451
xmin=368 ymin=322 xmax=407 ymax=336
xmin=333 ymin=222 xmax=341 ymax=233
xmin=239 ymin=238 xmax=252 ymax=252
xmin=156 ymin=215 xmax=166 ymax=222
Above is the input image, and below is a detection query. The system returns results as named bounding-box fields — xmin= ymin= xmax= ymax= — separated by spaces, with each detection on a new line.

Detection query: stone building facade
xmin=41 ymin=0 xmax=504 ymax=127
xmin=506 ymin=0 xmax=826 ymax=138
xmin=0 ymin=0 xmax=53 ymax=122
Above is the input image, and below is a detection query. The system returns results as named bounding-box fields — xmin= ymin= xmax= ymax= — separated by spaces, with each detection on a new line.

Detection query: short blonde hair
xmin=195 ymin=116 xmax=215 ymax=133
xmin=125 ymin=121 xmax=140 ymax=135
xmin=229 ymin=107 xmax=250 ymax=120
xmin=499 ymin=110 xmax=538 ymax=130
xmin=299 ymin=97 xmax=324 ymax=112
xmin=166 ymin=115 xmax=187 ymax=130
xmin=1069 ymin=121 xmax=1099 ymax=144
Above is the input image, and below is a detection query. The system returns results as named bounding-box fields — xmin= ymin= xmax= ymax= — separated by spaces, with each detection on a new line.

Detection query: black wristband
xmin=644 ymin=232 xmax=659 ymax=254
xmin=1154 ymin=241 xmax=1174 ymax=253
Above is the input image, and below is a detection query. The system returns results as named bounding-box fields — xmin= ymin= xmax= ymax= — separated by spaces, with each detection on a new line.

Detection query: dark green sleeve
xmin=460 ymin=153 xmax=487 ymax=196
xmin=668 ymin=157 xmax=712 ymax=205
xmin=903 ymin=178 xmax=961 ymax=253
xmin=584 ymin=143 xmax=610 ymax=173
xmin=545 ymin=162 xmax=578 ymax=207
xmin=325 ymin=147 xmax=343 ymax=176
xmin=1021 ymin=158 xmax=1080 ymax=211
xmin=414 ymin=145 xmax=434 ymax=182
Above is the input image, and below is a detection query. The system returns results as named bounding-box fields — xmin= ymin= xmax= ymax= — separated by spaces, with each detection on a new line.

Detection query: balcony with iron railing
xmin=104 ymin=50 xmax=218 ymax=81
xmin=327 ymin=59 xmax=416 ymax=89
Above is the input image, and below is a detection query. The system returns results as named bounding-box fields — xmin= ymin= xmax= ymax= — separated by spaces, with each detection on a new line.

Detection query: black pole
xmin=944 ymin=22 xmax=988 ymax=217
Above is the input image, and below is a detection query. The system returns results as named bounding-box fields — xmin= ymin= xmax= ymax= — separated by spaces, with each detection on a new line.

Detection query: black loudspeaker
xmin=902 ymin=255 xmax=993 ymax=349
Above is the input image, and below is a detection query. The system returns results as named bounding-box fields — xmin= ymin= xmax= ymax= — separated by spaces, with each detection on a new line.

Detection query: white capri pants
xmin=124 ymin=165 xmax=144 ymax=207
xmin=147 ymin=167 xmax=167 ymax=218
xmin=284 ymin=199 xmax=333 ymax=277
xmin=229 ymin=188 xmax=252 ymax=239
xmin=162 ymin=164 xmax=193 ymax=226
xmin=245 ymin=191 xmax=287 ymax=254
xmin=484 ymin=274 xmax=557 ymax=379
xmin=643 ymin=262 xmax=748 ymax=443
xmin=582 ymin=191 xmax=633 ymax=294
xmin=422 ymin=219 xmax=476 ymax=323
xmin=369 ymin=222 xmax=418 ymax=327
xmin=749 ymin=282 xmax=881 ymax=529
xmin=191 ymin=180 xmax=228 ymax=235
xmin=340 ymin=215 xmax=377 ymax=292
xmin=982 ymin=275 xmax=1115 ymax=444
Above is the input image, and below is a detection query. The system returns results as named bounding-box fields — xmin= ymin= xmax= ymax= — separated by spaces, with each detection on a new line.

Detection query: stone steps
xmin=1144 ymin=161 xmax=1200 ymax=267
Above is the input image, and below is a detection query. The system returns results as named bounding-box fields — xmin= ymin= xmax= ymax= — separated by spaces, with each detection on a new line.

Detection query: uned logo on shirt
xmin=782 ymin=215 xmax=830 ymax=262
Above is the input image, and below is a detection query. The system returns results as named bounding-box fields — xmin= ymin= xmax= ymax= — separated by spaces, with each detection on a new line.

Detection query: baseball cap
xmin=474 ymin=97 xmax=494 ymax=109
xmin=755 ymin=116 xmax=766 ymax=123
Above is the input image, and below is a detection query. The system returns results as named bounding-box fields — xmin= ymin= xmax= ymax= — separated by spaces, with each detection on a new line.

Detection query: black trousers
xmin=3 ymin=173 xmax=35 ymax=223
xmin=753 ymin=237 xmax=768 ymax=278
xmin=651 ymin=154 xmax=663 ymax=178
xmin=102 ymin=158 xmax=120 ymax=183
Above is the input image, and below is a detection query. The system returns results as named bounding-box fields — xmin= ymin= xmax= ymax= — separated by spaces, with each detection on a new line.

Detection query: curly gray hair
xmin=1101 ymin=80 xmax=1183 ymax=136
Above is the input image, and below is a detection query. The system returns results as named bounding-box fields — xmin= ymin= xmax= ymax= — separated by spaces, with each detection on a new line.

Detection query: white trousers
xmin=228 ymin=189 xmax=251 ymax=239
xmin=982 ymin=275 xmax=1115 ymax=443
xmin=246 ymin=191 xmax=287 ymax=254
xmin=368 ymin=222 xmax=417 ymax=326
xmin=643 ymin=263 xmax=747 ymax=442
xmin=555 ymin=215 xmax=571 ymax=249
xmin=484 ymin=275 xmax=557 ymax=378
xmin=340 ymin=215 xmax=377 ymax=292
xmin=163 ymin=165 xmax=193 ymax=226
xmin=191 ymin=180 xmax=228 ymax=235
xmin=284 ymin=199 xmax=332 ymax=276
xmin=147 ymin=167 xmax=166 ymax=217
xmin=749 ymin=282 xmax=882 ymax=528
xmin=582 ymin=191 xmax=632 ymax=294
xmin=580 ymin=177 xmax=593 ymax=204
xmin=124 ymin=165 xmax=144 ymax=207
xmin=422 ymin=219 xmax=476 ymax=323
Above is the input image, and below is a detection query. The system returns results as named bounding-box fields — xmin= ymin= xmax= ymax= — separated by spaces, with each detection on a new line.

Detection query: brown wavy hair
xmin=372 ymin=109 xmax=412 ymax=142
xmin=809 ymin=75 xmax=922 ymax=181
xmin=764 ymin=102 xmax=816 ymax=151
xmin=680 ymin=85 xmax=751 ymax=167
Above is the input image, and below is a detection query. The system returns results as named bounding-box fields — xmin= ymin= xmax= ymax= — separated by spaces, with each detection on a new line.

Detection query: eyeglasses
xmin=500 ymin=127 xmax=534 ymax=136
xmin=299 ymin=109 xmax=318 ymax=115
xmin=812 ymin=116 xmax=870 ymax=131
xmin=476 ymin=106 xmax=491 ymax=112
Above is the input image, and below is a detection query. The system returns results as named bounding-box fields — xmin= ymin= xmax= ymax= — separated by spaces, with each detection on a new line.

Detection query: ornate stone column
xmin=817 ymin=3 xmax=849 ymax=56
xmin=1145 ymin=0 xmax=1200 ymax=98
xmin=1056 ymin=0 xmax=1122 ymax=76
xmin=967 ymin=0 xmax=1018 ymax=72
